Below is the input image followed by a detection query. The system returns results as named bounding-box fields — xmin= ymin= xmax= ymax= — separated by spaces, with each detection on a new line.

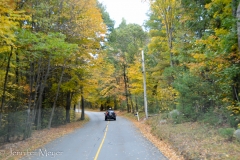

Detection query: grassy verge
xmin=148 ymin=117 xmax=240 ymax=160
xmin=0 ymin=113 xmax=89 ymax=160
xmin=120 ymin=111 xmax=240 ymax=160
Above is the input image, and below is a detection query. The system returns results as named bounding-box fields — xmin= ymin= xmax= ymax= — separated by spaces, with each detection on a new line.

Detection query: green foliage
xmin=173 ymin=71 xmax=213 ymax=121
xmin=0 ymin=0 xmax=107 ymax=142
xmin=97 ymin=2 xmax=115 ymax=32
xmin=218 ymin=128 xmax=235 ymax=140
xmin=229 ymin=114 xmax=240 ymax=128
xmin=1 ymin=0 xmax=240 ymax=144
xmin=146 ymin=0 xmax=240 ymax=126
xmin=0 ymin=111 xmax=26 ymax=142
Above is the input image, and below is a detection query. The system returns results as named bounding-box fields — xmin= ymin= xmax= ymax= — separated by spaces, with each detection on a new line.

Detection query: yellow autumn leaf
xmin=192 ymin=53 xmax=206 ymax=61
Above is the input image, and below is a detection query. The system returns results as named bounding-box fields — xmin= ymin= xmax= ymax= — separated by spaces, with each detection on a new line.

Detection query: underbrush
xmin=147 ymin=115 xmax=240 ymax=160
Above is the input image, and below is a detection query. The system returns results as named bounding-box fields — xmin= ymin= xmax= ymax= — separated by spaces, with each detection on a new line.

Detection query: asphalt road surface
xmin=21 ymin=111 xmax=167 ymax=160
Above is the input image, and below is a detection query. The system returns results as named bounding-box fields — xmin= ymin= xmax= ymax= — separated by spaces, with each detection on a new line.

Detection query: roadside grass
xmin=0 ymin=113 xmax=89 ymax=160
xmin=148 ymin=117 xmax=240 ymax=160
xmin=121 ymin=111 xmax=240 ymax=160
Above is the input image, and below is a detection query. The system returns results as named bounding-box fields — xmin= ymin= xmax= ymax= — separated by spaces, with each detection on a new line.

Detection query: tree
xmin=0 ymin=0 xmax=29 ymax=129
xmin=97 ymin=1 xmax=115 ymax=32
xmin=0 ymin=0 xmax=107 ymax=142
xmin=150 ymin=0 xmax=180 ymax=66
xmin=107 ymin=22 xmax=147 ymax=112
xmin=146 ymin=0 xmax=240 ymax=127
xmin=238 ymin=3 xmax=240 ymax=49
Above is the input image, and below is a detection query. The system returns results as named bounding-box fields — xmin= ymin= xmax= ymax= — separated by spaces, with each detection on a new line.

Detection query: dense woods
xmin=0 ymin=0 xmax=239 ymax=144
xmin=146 ymin=0 xmax=240 ymax=128
xmin=0 ymin=0 xmax=105 ymax=142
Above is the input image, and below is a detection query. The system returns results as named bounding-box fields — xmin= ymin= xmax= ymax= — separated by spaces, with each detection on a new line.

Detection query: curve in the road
xmin=21 ymin=111 xmax=167 ymax=160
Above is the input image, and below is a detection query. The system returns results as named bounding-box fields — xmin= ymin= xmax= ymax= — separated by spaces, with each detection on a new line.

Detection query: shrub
xmin=169 ymin=109 xmax=179 ymax=118
xmin=218 ymin=128 xmax=235 ymax=141
xmin=168 ymin=109 xmax=185 ymax=124
xmin=199 ymin=108 xmax=226 ymax=126
xmin=173 ymin=72 xmax=214 ymax=122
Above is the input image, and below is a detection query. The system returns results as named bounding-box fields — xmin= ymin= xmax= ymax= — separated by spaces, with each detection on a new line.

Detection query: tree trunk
xmin=65 ymin=92 xmax=71 ymax=123
xmin=237 ymin=2 xmax=240 ymax=49
xmin=80 ymin=94 xmax=85 ymax=120
xmin=0 ymin=46 xmax=13 ymax=127
xmin=232 ymin=1 xmax=240 ymax=105
xmin=31 ymin=59 xmax=42 ymax=128
xmin=73 ymin=104 xmax=76 ymax=112
xmin=232 ymin=0 xmax=238 ymax=16
xmin=232 ymin=76 xmax=240 ymax=102
xmin=36 ymin=93 xmax=42 ymax=130
xmin=24 ymin=62 xmax=34 ymax=139
xmin=129 ymin=92 xmax=134 ymax=113
xmin=15 ymin=51 xmax=19 ymax=84
xmin=123 ymin=64 xmax=130 ymax=112
xmin=169 ymin=28 xmax=174 ymax=67
xmin=135 ymin=96 xmax=138 ymax=112
xmin=114 ymin=97 xmax=118 ymax=110
xmin=48 ymin=62 xmax=66 ymax=129
xmin=37 ymin=57 xmax=51 ymax=130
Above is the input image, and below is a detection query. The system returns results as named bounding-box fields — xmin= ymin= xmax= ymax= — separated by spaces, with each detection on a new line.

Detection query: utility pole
xmin=141 ymin=50 xmax=148 ymax=119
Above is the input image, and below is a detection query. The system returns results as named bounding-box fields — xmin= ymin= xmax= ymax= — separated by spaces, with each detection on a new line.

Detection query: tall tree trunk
xmin=232 ymin=1 xmax=240 ymax=104
xmin=73 ymin=104 xmax=76 ymax=111
xmin=237 ymin=2 xmax=240 ymax=49
xmin=114 ymin=97 xmax=118 ymax=110
xmin=24 ymin=62 xmax=34 ymax=139
xmin=80 ymin=86 xmax=85 ymax=120
xmin=65 ymin=92 xmax=71 ymax=123
xmin=232 ymin=76 xmax=240 ymax=102
xmin=135 ymin=96 xmax=138 ymax=112
xmin=36 ymin=92 xmax=42 ymax=130
xmin=0 ymin=46 xmax=13 ymax=128
xmin=129 ymin=92 xmax=134 ymax=113
xmin=232 ymin=0 xmax=238 ymax=16
xmin=37 ymin=57 xmax=51 ymax=130
xmin=80 ymin=94 xmax=85 ymax=120
xmin=48 ymin=62 xmax=66 ymax=129
xmin=123 ymin=64 xmax=130 ymax=112
xmin=169 ymin=28 xmax=174 ymax=67
xmin=31 ymin=60 xmax=42 ymax=129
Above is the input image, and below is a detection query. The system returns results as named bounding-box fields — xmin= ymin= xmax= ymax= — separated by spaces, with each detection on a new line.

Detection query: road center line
xmin=94 ymin=121 xmax=109 ymax=160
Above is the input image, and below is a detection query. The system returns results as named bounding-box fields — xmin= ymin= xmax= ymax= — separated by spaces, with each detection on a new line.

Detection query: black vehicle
xmin=104 ymin=109 xmax=116 ymax=121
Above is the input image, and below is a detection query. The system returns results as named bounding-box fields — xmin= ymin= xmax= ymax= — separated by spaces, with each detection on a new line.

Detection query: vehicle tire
xmin=105 ymin=118 xmax=107 ymax=121
xmin=114 ymin=118 xmax=116 ymax=121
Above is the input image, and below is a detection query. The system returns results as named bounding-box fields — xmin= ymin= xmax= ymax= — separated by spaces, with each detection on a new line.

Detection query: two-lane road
xmin=22 ymin=111 xmax=167 ymax=160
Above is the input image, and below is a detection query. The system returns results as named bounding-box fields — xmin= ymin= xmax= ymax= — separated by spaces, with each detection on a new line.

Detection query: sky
xmin=98 ymin=0 xmax=150 ymax=28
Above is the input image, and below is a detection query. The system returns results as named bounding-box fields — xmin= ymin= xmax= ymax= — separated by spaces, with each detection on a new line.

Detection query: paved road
xmin=21 ymin=111 xmax=167 ymax=160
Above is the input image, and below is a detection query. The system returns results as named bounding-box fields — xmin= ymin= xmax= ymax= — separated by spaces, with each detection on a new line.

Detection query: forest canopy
xmin=0 ymin=0 xmax=239 ymax=144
